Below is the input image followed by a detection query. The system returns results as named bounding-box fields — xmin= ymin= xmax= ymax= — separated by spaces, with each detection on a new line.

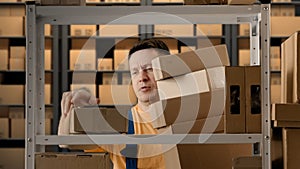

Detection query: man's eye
xmin=131 ymin=71 xmax=138 ymax=76
xmin=146 ymin=67 xmax=153 ymax=72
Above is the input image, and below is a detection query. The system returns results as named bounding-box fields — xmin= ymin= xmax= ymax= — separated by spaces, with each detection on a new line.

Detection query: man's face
xmin=129 ymin=48 xmax=159 ymax=104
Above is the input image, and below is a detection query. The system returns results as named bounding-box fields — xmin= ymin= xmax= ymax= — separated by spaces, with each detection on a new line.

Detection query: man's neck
xmin=137 ymin=101 xmax=150 ymax=112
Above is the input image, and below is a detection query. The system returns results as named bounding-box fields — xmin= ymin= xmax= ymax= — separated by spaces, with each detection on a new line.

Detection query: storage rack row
xmin=25 ymin=2 xmax=271 ymax=169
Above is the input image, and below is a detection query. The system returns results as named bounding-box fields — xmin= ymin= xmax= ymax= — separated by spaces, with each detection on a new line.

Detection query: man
xmin=58 ymin=39 xmax=171 ymax=169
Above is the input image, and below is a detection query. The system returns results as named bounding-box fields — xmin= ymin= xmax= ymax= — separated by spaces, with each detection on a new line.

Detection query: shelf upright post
xmin=26 ymin=2 xmax=46 ymax=169
xmin=261 ymin=3 xmax=271 ymax=169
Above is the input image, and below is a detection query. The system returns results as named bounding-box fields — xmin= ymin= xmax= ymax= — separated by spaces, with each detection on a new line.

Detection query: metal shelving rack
xmin=25 ymin=2 xmax=271 ymax=169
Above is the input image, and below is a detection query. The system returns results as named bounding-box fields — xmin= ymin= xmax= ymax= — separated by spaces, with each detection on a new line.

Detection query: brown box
xmin=8 ymin=107 xmax=24 ymax=119
xmin=98 ymin=58 xmax=113 ymax=71
xmin=239 ymin=24 xmax=250 ymax=36
xmin=0 ymin=17 xmax=23 ymax=36
xmin=69 ymin=49 xmax=96 ymax=70
xmin=225 ymin=66 xmax=246 ymax=133
xmin=35 ymin=153 xmax=112 ymax=169
xmin=281 ymin=31 xmax=300 ymax=103
xmin=10 ymin=46 xmax=25 ymax=58
xmin=280 ymin=5 xmax=295 ymax=17
xmin=152 ymin=44 xmax=229 ymax=81
xmin=245 ymin=66 xmax=261 ymax=133
xmin=149 ymin=67 xmax=225 ymax=128
xmin=0 ymin=106 xmax=9 ymax=118
xmin=232 ymin=156 xmax=262 ymax=169
xmin=45 ymin=24 xmax=51 ymax=36
xmin=283 ymin=128 xmax=300 ymax=169
xmin=122 ymin=73 xmax=131 ymax=85
xmin=154 ymin=24 xmax=194 ymax=37
xmin=10 ymin=118 xmax=25 ymax=138
xmin=272 ymin=103 xmax=300 ymax=122
xmin=9 ymin=58 xmax=25 ymax=70
xmin=10 ymin=5 xmax=25 ymax=16
xmin=271 ymin=6 xmax=281 ymax=17
xmin=99 ymin=85 xmax=137 ymax=105
xmin=227 ymin=0 xmax=256 ymax=4
xmin=70 ymin=25 xmax=96 ymax=36
xmin=0 ymin=85 xmax=24 ymax=104
xmin=102 ymin=73 xmax=118 ymax=85
xmin=45 ymin=49 xmax=52 ymax=70
xmin=0 ymin=118 xmax=9 ymax=139
xmin=0 ymin=6 xmax=10 ymax=16
xmin=196 ymin=24 xmax=222 ymax=36
xmin=70 ymin=107 xmax=129 ymax=134
xmin=238 ymin=49 xmax=250 ymax=66
xmin=271 ymin=17 xmax=300 ymax=37
xmin=114 ymin=49 xmax=129 ymax=71
xmin=0 ymin=49 xmax=8 ymax=70
xmin=99 ymin=25 xmax=138 ymax=37
xmin=60 ymin=0 xmax=86 ymax=6
xmin=70 ymin=84 xmax=96 ymax=97
xmin=45 ymin=84 xmax=51 ymax=105
xmin=0 ymin=148 xmax=25 ymax=169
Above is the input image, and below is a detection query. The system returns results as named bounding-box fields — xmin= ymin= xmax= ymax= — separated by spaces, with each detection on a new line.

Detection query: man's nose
xmin=138 ymin=70 xmax=149 ymax=82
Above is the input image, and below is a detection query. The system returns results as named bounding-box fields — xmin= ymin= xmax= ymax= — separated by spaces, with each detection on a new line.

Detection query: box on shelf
xmin=283 ymin=128 xmax=300 ymax=169
xmin=0 ymin=85 xmax=24 ymax=104
xmin=152 ymin=44 xmax=229 ymax=81
xmin=99 ymin=85 xmax=137 ymax=105
xmin=0 ymin=107 xmax=9 ymax=118
xmin=232 ymin=156 xmax=262 ymax=169
xmin=281 ymin=31 xmax=300 ymax=103
xmin=10 ymin=46 xmax=25 ymax=58
xmin=0 ymin=16 xmax=24 ymax=36
xmin=70 ymin=84 xmax=96 ymax=97
xmin=70 ymin=25 xmax=96 ymax=36
xmin=225 ymin=66 xmax=246 ymax=133
xmin=45 ymin=24 xmax=51 ymax=36
xmin=271 ymin=57 xmax=281 ymax=71
xmin=8 ymin=107 xmax=24 ymax=119
xmin=9 ymin=58 xmax=25 ymax=70
xmin=271 ymin=74 xmax=281 ymax=103
xmin=10 ymin=118 xmax=25 ymax=138
xmin=239 ymin=24 xmax=250 ymax=36
xmin=69 ymin=49 xmax=96 ymax=70
xmin=245 ymin=66 xmax=261 ymax=133
xmin=122 ymin=73 xmax=131 ymax=85
xmin=70 ymin=107 xmax=129 ymax=134
xmin=238 ymin=49 xmax=250 ymax=66
xmin=271 ymin=17 xmax=300 ymax=37
xmin=0 ymin=49 xmax=8 ymax=70
xmin=37 ymin=0 xmax=86 ymax=5
xmin=45 ymin=49 xmax=52 ymax=70
xmin=102 ymin=73 xmax=118 ymax=85
xmin=227 ymin=0 xmax=256 ymax=4
xmin=45 ymin=84 xmax=51 ymax=105
xmin=35 ymin=153 xmax=112 ymax=169
xmin=10 ymin=5 xmax=26 ymax=16
xmin=0 ymin=118 xmax=9 ymax=139
xmin=99 ymin=25 xmax=138 ymax=37
xmin=0 ymin=148 xmax=25 ymax=169
xmin=154 ymin=24 xmax=194 ymax=37
xmin=271 ymin=6 xmax=281 ymax=17
xmin=0 ymin=6 xmax=10 ymax=16
xmin=97 ymin=58 xmax=113 ymax=71
xmin=114 ymin=49 xmax=129 ymax=71
xmin=196 ymin=24 xmax=222 ymax=36
xmin=280 ymin=5 xmax=295 ymax=17
xmin=271 ymin=46 xmax=280 ymax=59
xmin=272 ymin=103 xmax=300 ymax=122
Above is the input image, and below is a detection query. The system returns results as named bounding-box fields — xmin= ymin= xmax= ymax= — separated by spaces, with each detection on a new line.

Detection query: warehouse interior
xmin=0 ymin=0 xmax=300 ymax=169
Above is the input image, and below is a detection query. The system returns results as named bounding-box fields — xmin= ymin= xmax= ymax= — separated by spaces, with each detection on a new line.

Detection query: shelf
xmin=0 ymin=2 xmax=25 ymax=5
xmin=271 ymin=70 xmax=281 ymax=73
xmin=36 ymin=134 xmax=262 ymax=145
xmin=0 ymin=104 xmax=53 ymax=107
xmin=0 ymin=139 xmax=25 ymax=148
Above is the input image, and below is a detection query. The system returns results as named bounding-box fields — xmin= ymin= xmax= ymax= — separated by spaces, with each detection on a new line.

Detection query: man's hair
xmin=128 ymin=39 xmax=170 ymax=60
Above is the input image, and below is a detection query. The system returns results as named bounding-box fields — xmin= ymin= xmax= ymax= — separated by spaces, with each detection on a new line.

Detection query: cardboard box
xmin=102 ymin=73 xmax=118 ymax=85
xmin=45 ymin=118 xmax=51 ymax=135
xmin=10 ymin=5 xmax=25 ymax=16
xmin=180 ymin=46 xmax=196 ymax=53
xmin=70 ymin=25 xmax=96 ymax=36
xmin=149 ymin=67 xmax=225 ymax=128
xmin=274 ymin=121 xmax=300 ymax=128
xmin=35 ymin=153 xmax=112 ymax=169
xmin=122 ymin=73 xmax=131 ymax=85
xmin=70 ymin=84 xmax=96 ymax=96
xmin=45 ymin=49 xmax=52 ymax=70
xmin=281 ymin=31 xmax=300 ymax=103
xmin=98 ymin=58 xmax=113 ymax=71
xmin=271 ymin=83 xmax=281 ymax=104
xmin=0 ymin=49 xmax=8 ymax=70
xmin=271 ymin=17 xmax=300 ymax=37
xmin=280 ymin=5 xmax=295 ymax=17
xmin=69 ymin=49 xmax=96 ymax=70
xmin=154 ymin=24 xmax=194 ymax=37
xmin=99 ymin=85 xmax=137 ymax=105
xmin=245 ymin=66 xmax=261 ymax=133
xmin=99 ymin=25 xmax=138 ymax=37
xmin=225 ymin=66 xmax=246 ymax=133
xmin=227 ymin=0 xmax=256 ymax=4
xmin=271 ymin=128 xmax=283 ymax=169
xmin=45 ymin=84 xmax=51 ymax=105
xmin=8 ymin=107 xmax=24 ymax=119
xmin=0 ymin=148 xmax=25 ymax=169
xmin=152 ymin=44 xmax=229 ymax=81
xmin=271 ymin=58 xmax=281 ymax=71
xmin=272 ymin=103 xmax=300 ymax=122
xmin=0 ymin=6 xmax=10 ymax=16
xmin=271 ymin=6 xmax=281 ymax=17
xmin=60 ymin=0 xmax=86 ymax=5
xmin=0 ymin=118 xmax=9 ymax=139
xmin=10 ymin=46 xmax=25 ymax=58
xmin=10 ymin=118 xmax=25 ymax=138
xmin=0 ymin=17 xmax=23 ymax=36
xmin=0 ymin=85 xmax=24 ymax=104
xmin=239 ymin=24 xmax=249 ymax=36
xmin=70 ymin=107 xmax=129 ymax=134
xmin=232 ymin=156 xmax=262 ymax=169
xmin=196 ymin=24 xmax=222 ymax=36
xmin=9 ymin=58 xmax=25 ymax=70
xmin=271 ymin=46 xmax=280 ymax=59
xmin=159 ymin=126 xmax=252 ymax=169
xmin=114 ymin=49 xmax=129 ymax=70
xmin=283 ymin=128 xmax=300 ymax=169
xmin=45 ymin=24 xmax=51 ymax=36
xmin=0 ymin=106 xmax=9 ymax=118
xmin=238 ymin=49 xmax=250 ymax=66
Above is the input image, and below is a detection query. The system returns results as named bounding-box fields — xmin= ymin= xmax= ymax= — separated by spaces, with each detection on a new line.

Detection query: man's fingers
xmin=61 ymin=92 xmax=72 ymax=117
